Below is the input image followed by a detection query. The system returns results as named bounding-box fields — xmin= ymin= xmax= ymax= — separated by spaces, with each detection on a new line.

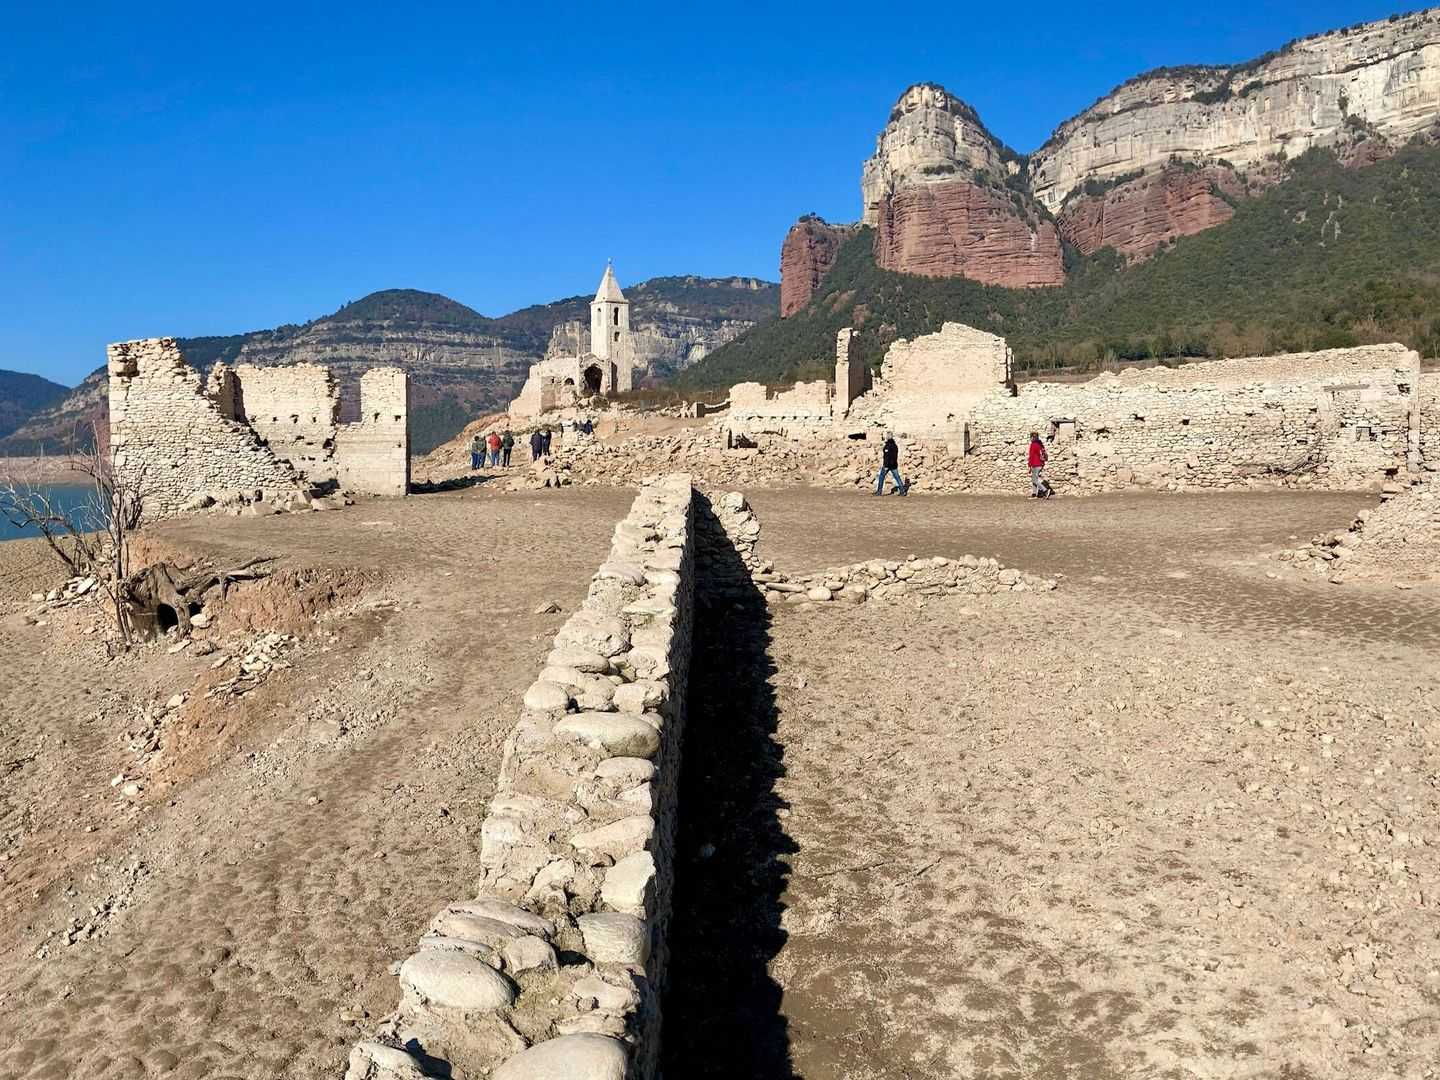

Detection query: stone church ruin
xmin=108 ymin=336 xmax=410 ymax=518
xmin=508 ymin=263 xmax=637 ymax=419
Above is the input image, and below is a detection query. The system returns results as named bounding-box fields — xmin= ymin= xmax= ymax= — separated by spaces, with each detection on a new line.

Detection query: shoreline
xmin=0 ymin=456 xmax=87 ymax=486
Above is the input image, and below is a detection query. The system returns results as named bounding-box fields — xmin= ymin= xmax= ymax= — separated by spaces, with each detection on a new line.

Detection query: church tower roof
xmin=594 ymin=262 xmax=627 ymax=304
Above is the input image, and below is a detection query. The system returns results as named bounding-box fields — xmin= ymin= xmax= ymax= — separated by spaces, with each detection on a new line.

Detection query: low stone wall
xmin=345 ymin=474 xmax=695 ymax=1080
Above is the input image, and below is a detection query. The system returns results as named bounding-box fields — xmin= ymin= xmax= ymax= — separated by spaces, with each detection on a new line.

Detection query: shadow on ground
xmin=662 ymin=493 xmax=798 ymax=1079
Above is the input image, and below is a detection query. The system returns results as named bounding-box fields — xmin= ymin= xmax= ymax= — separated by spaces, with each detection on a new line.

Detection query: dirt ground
xmin=3 ymin=485 xmax=1438 ymax=1079
xmin=0 ymin=487 xmax=631 ymax=1080
xmin=665 ymin=490 xmax=1440 ymax=1080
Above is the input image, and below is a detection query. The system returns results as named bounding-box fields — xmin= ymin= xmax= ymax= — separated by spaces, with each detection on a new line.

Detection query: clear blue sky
xmin=1 ymin=0 xmax=1421 ymax=385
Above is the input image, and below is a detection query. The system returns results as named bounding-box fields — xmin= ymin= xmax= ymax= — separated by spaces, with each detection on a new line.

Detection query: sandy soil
xmin=665 ymin=490 xmax=1440 ymax=1080
xmin=0 ymin=487 xmax=631 ymax=1080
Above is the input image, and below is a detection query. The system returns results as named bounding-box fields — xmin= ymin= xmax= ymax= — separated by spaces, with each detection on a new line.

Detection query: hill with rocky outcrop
xmin=3 ymin=276 xmax=778 ymax=456
xmin=779 ymin=7 xmax=1440 ymax=305
xmin=687 ymin=138 xmax=1440 ymax=388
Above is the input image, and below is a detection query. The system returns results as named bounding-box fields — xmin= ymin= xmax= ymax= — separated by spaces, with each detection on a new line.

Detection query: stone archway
xmin=583 ymin=365 xmax=604 ymax=396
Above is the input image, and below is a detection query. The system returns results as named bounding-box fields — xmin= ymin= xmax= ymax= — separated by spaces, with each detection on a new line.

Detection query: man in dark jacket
xmin=874 ymin=433 xmax=908 ymax=496
xmin=500 ymin=430 xmax=514 ymax=467
xmin=530 ymin=429 xmax=544 ymax=462
xmin=541 ymin=427 xmax=552 ymax=455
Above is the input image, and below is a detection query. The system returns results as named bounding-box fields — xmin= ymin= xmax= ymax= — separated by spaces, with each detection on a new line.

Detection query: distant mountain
xmin=680 ymin=141 xmax=1440 ymax=389
xmin=0 ymin=369 xmax=71 ymax=441
xmin=3 ymin=275 xmax=779 ymax=456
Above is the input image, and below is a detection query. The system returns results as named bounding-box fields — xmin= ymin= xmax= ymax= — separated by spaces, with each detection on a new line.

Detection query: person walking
xmin=541 ymin=427 xmax=552 ymax=455
xmin=469 ymin=434 xmax=484 ymax=471
xmin=874 ymin=433 xmax=908 ymax=496
xmin=487 ymin=431 xmax=502 ymax=467
xmin=530 ymin=428 xmax=544 ymax=462
xmin=1028 ymin=431 xmax=1052 ymax=498
xmin=501 ymin=430 xmax=514 ymax=467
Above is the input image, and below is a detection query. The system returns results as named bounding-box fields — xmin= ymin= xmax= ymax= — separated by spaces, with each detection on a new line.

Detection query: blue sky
xmin=2 ymin=0 xmax=1422 ymax=385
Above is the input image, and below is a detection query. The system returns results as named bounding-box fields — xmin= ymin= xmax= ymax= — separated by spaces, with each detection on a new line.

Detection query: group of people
xmin=873 ymin=431 xmax=1054 ymax=498
xmin=469 ymin=417 xmax=599 ymax=470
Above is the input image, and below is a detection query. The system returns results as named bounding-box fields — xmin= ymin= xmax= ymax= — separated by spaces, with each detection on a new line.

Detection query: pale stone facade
xmin=509 ymin=264 xmax=636 ymax=420
xmin=698 ymin=324 xmax=1430 ymax=493
xmin=107 ymin=337 xmax=410 ymax=518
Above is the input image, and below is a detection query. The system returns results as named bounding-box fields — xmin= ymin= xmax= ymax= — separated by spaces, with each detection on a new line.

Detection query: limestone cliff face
xmin=780 ymin=218 xmax=859 ymax=316
xmin=861 ymin=83 xmax=1063 ymax=287
xmin=1031 ymin=8 xmax=1440 ymax=212
xmin=1058 ymin=165 xmax=1249 ymax=259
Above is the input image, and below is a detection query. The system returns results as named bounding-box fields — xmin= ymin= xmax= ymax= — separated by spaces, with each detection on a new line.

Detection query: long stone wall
xmin=964 ymin=344 xmax=1422 ymax=491
xmin=107 ymin=337 xmax=410 ymax=517
xmin=345 ymin=474 xmax=695 ymax=1080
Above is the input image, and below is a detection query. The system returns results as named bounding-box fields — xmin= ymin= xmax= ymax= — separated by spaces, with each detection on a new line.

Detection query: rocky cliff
xmin=780 ymin=218 xmax=859 ymax=316
xmin=860 ymin=83 xmax=1064 ymax=286
xmin=1057 ymin=164 xmax=1251 ymax=260
xmin=1031 ymin=8 xmax=1440 ymax=212
xmin=777 ymin=10 xmax=1440 ymax=309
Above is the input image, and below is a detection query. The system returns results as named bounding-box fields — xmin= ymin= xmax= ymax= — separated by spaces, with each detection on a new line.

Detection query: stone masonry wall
xmin=108 ymin=338 xmax=304 ymax=519
xmin=336 ymin=368 xmax=410 ymax=497
xmin=1419 ymin=372 xmax=1440 ymax=473
xmin=345 ymin=474 xmax=695 ymax=1080
xmin=965 ymin=344 xmax=1422 ymax=492
xmin=231 ymin=362 xmax=340 ymax=484
xmin=108 ymin=337 xmax=410 ymax=517
xmin=872 ymin=321 xmax=1012 ymax=438
xmin=725 ymin=380 xmax=833 ymax=439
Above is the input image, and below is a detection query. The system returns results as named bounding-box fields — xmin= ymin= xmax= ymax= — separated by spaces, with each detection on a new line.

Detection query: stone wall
xmin=868 ymin=322 xmax=1011 ymax=438
xmin=1419 ymin=372 xmax=1440 ymax=473
xmin=724 ymin=380 xmax=833 ymax=439
xmin=108 ymin=337 xmax=410 ymax=518
xmin=833 ymin=328 xmax=870 ymax=417
xmin=108 ymin=338 xmax=305 ymax=518
xmin=963 ymin=345 xmax=1422 ymax=491
xmin=231 ymin=362 xmax=340 ymax=483
xmin=336 ymin=368 xmax=411 ymax=497
xmin=345 ymin=474 xmax=695 ymax=1080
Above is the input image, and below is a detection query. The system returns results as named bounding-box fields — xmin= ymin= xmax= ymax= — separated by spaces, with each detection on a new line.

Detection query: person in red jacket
xmin=486 ymin=431 xmax=502 ymax=467
xmin=1028 ymin=432 xmax=1052 ymax=498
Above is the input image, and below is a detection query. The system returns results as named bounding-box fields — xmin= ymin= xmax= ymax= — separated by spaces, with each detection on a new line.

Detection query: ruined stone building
xmin=508 ymin=264 xmax=636 ymax=419
xmin=718 ymin=321 xmax=1435 ymax=492
xmin=108 ymin=337 xmax=410 ymax=518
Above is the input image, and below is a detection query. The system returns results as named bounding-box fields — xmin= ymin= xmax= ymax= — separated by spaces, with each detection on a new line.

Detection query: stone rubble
xmin=343 ymin=475 xmax=695 ymax=1080
xmin=1274 ymin=478 xmax=1439 ymax=583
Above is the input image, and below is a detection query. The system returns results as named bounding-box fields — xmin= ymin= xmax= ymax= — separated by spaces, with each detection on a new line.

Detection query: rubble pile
xmin=1275 ymin=479 xmax=1439 ymax=583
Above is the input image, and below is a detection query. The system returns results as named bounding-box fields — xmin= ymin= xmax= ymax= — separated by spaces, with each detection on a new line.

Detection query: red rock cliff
xmin=873 ymin=180 xmax=1064 ymax=287
xmin=1058 ymin=166 xmax=1248 ymax=260
xmin=780 ymin=218 xmax=858 ymax=317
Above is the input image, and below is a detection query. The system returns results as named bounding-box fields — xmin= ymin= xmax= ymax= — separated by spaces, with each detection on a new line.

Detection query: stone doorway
xmin=583 ymin=365 xmax=604 ymax=396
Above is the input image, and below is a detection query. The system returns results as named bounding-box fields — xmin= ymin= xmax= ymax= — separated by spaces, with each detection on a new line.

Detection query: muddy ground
xmin=665 ymin=490 xmax=1440 ymax=1080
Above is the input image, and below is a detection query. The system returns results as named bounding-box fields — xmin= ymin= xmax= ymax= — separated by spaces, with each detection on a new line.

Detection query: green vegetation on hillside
xmin=678 ymin=141 xmax=1440 ymax=390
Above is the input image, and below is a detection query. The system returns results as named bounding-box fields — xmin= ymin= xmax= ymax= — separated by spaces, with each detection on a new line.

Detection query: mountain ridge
xmin=1 ymin=275 xmax=779 ymax=456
